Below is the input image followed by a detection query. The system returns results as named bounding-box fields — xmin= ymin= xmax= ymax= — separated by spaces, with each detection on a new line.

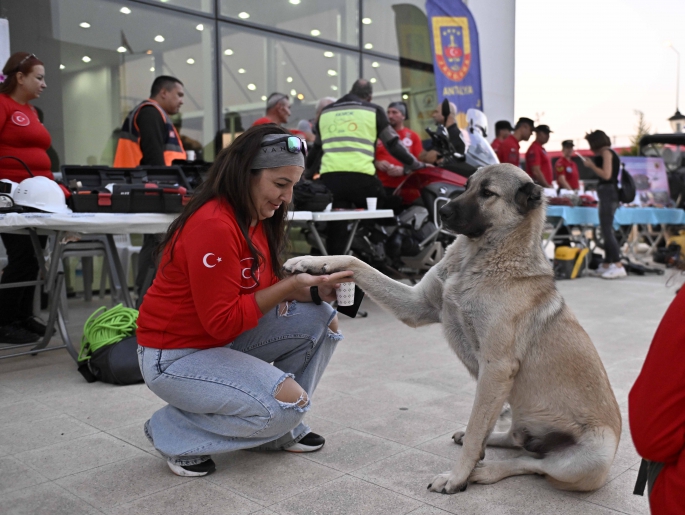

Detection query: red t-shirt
xmin=137 ymin=199 xmax=279 ymax=349
xmin=0 ymin=94 xmax=53 ymax=182
xmin=525 ymin=141 xmax=553 ymax=185
xmin=629 ymin=288 xmax=685 ymax=515
xmin=555 ymin=156 xmax=579 ymax=190
xmin=491 ymin=138 xmax=502 ymax=153
xmin=496 ymin=135 xmax=521 ymax=166
xmin=252 ymin=116 xmax=305 ymax=138
xmin=375 ymin=127 xmax=423 ymax=188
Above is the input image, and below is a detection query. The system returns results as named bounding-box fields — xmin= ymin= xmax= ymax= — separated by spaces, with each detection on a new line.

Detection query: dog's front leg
xmin=428 ymin=358 xmax=519 ymax=494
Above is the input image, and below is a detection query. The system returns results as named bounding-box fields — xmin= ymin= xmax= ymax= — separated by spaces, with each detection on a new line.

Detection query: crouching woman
xmin=136 ymin=125 xmax=350 ymax=477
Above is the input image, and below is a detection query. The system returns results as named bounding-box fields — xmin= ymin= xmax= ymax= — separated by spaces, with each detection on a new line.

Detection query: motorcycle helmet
xmin=14 ymin=176 xmax=72 ymax=214
xmin=466 ymin=108 xmax=488 ymax=137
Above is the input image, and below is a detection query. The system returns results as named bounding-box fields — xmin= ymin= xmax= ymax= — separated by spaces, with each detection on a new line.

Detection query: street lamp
xmin=665 ymin=42 xmax=683 ymax=133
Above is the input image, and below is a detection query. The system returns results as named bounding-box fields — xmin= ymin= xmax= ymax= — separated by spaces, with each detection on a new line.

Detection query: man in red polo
xmin=525 ymin=124 xmax=553 ymax=187
xmin=496 ymin=117 xmax=534 ymax=167
xmin=491 ymin=120 xmax=513 ymax=154
xmin=555 ymin=139 xmax=580 ymax=190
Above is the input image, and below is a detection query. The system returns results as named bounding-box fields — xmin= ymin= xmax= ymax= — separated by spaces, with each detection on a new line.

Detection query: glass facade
xmin=1 ymin=0 xmax=437 ymax=166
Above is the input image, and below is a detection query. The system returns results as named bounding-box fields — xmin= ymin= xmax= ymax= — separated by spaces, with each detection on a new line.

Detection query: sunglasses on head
xmin=15 ymin=54 xmax=37 ymax=72
xmin=261 ymin=136 xmax=308 ymax=157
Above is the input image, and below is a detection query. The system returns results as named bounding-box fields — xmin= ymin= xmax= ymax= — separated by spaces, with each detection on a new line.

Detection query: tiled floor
xmin=1 ymin=272 xmax=680 ymax=514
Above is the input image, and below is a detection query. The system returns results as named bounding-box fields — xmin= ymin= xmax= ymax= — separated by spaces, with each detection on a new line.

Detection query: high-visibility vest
xmin=113 ymin=100 xmax=186 ymax=168
xmin=319 ymin=105 xmax=377 ymax=175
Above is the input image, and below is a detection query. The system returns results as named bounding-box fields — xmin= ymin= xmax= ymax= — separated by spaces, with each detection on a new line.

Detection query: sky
xmin=515 ymin=0 xmax=685 ymax=151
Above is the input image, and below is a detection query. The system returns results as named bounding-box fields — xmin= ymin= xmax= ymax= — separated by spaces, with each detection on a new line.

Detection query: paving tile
xmin=0 ymin=383 xmax=23 ymax=408
xmin=303 ymin=413 xmax=345 ymax=436
xmin=561 ymin=501 xmax=628 ymax=514
xmin=106 ymin=421 xmax=157 ymax=454
xmin=108 ymin=480 xmax=263 ymax=515
xmin=407 ymin=507 xmax=454 ymax=515
xmin=2 ymin=481 xmax=102 ymax=515
xmin=412 ymin=394 xmax=476 ymax=426
xmin=0 ymin=362 xmax=86 ymax=397
xmin=271 ymin=475 xmax=422 ymax=515
xmin=416 ymin=431 xmax=520 ymax=463
xmin=353 ymin=409 xmax=458 ymax=446
xmin=300 ymin=428 xmax=409 ymax=473
xmin=56 ymin=454 xmax=190 ymax=511
xmin=0 ymin=455 xmax=49 ymax=494
xmin=349 ymin=380 xmax=454 ymax=407
xmin=310 ymin=393 xmax=398 ymax=426
xmin=206 ymin=450 xmax=344 ymax=505
xmin=0 ymin=398 xmax=59 ymax=427
xmin=0 ymin=414 xmax=99 ymax=456
xmin=585 ymin=469 xmax=650 ymax=514
xmin=15 ymin=432 xmax=146 ymax=480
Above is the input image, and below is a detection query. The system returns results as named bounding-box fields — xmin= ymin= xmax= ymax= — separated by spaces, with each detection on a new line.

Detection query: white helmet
xmin=0 ymin=179 xmax=18 ymax=198
xmin=466 ymin=108 xmax=489 ymax=137
xmin=14 ymin=176 xmax=72 ymax=214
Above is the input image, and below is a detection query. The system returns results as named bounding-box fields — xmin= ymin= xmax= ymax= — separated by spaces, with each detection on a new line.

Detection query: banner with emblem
xmin=425 ymin=0 xmax=483 ymax=127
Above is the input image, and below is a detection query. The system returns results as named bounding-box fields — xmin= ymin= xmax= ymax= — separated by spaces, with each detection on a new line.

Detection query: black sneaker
xmin=167 ymin=458 xmax=216 ymax=477
xmin=0 ymin=323 xmax=41 ymax=344
xmin=284 ymin=432 xmax=325 ymax=453
xmin=19 ymin=316 xmax=54 ymax=337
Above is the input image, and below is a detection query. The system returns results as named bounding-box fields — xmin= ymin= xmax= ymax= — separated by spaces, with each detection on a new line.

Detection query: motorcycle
xmin=347 ymin=108 xmax=500 ymax=280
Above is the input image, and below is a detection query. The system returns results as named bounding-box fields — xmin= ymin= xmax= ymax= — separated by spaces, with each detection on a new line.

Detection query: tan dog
xmin=284 ymin=164 xmax=621 ymax=494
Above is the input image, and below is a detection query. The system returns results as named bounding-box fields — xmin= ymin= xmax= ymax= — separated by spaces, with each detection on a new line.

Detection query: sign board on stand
xmin=620 ymin=156 xmax=671 ymax=207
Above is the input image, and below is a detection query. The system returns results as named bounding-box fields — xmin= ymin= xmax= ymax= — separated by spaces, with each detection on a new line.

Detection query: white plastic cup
xmin=336 ymin=282 xmax=355 ymax=306
xmin=366 ymin=197 xmax=377 ymax=211
xmin=186 ymin=150 xmax=196 ymax=161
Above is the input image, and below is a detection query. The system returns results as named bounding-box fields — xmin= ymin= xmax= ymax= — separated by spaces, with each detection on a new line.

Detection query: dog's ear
xmin=515 ymin=182 xmax=544 ymax=214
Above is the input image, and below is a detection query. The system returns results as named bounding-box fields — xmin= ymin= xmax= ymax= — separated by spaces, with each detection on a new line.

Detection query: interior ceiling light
xmin=310 ymin=29 xmax=321 ymax=37
xmin=154 ymin=35 xmax=165 ymax=43
xmin=362 ymin=18 xmax=372 ymax=24
xmin=247 ymin=83 xmax=256 ymax=90
xmin=402 ymin=94 xmax=409 ymax=99
xmin=289 ymin=0 xmax=301 ymax=4
xmin=290 ymin=89 xmax=297 ymax=96
xmin=286 ymin=76 xmax=293 ymax=83
xmin=238 ymin=12 xmax=250 ymax=19
xmin=186 ymin=58 xmax=195 ymax=64
xmin=370 ymin=77 xmax=377 ymax=83
xmin=364 ymin=43 xmax=373 ymax=49
xmin=327 ymin=69 xmax=337 ymax=76
xmin=79 ymin=22 xmax=91 ymax=28
xmin=120 ymin=7 xmax=131 ymax=14
xmin=261 ymin=95 xmax=267 ymax=101
xmin=331 ymin=85 xmax=338 ymax=91
xmin=238 ymin=68 xmax=246 ymax=74
xmin=371 ymin=61 xmax=380 ymax=68
xmin=81 ymin=56 xmax=91 ymax=63
xmin=146 ymin=49 xmax=153 ymax=54
xmin=59 ymin=64 xmax=65 ymax=70
xmin=224 ymin=49 xmax=234 ymax=56
xmin=297 ymin=93 xmax=304 ymax=100
xmin=117 ymin=46 xmax=127 ymax=53
xmin=323 ymin=51 xmax=334 ymax=57
xmin=150 ymin=66 xmax=155 ymax=72
xmin=196 ymin=24 xmax=204 ymax=31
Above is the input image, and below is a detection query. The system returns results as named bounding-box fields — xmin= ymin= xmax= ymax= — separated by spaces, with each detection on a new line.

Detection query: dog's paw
xmin=427 ymin=472 xmax=468 ymax=495
xmin=452 ymin=431 xmax=465 ymax=445
xmin=283 ymin=256 xmax=331 ymax=275
xmin=468 ymin=462 xmax=505 ymax=485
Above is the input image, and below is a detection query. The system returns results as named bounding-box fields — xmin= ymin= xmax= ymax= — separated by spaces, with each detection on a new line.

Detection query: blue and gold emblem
xmin=432 ymin=16 xmax=471 ymax=82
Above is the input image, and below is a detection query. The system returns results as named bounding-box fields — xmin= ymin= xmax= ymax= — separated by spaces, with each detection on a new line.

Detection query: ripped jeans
xmin=137 ymin=301 xmax=340 ymax=466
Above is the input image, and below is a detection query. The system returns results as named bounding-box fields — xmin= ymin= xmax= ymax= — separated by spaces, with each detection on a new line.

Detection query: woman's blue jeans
xmin=137 ymin=301 xmax=340 ymax=466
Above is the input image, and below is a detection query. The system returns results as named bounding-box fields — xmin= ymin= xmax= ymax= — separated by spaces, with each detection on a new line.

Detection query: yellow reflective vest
xmin=319 ymin=104 xmax=377 ymax=175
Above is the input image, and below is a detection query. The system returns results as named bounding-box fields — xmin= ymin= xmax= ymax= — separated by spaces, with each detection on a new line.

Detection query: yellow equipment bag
xmin=553 ymin=246 xmax=589 ymax=280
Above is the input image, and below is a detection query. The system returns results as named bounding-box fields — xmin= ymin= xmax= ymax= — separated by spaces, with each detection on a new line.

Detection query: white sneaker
xmin=601 ymin=264 xmax=627 ymax=280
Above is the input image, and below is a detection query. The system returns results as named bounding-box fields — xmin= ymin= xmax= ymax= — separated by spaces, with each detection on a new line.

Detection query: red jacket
xmin=137 ymin=199 xmax=278 ymax=349
xmin=629 ymin=288 xmax=685 ymax=514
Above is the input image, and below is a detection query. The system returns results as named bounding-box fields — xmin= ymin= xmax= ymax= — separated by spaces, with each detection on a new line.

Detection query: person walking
xmin=579 ymin=130 xmax=626 ymax=279
xmin=555 ymin=140 xmax=580 ymax=190
xmin=525 ymin=124 xmax=553 ymax=188
xmin=496 ymin=117 xmax=534 ymax=167
xmin=375 ymin=101 xmax=423 ymax=196
xmin=137 ymin=125 xmax=351 ymax=477
xmin=0 ymin=52 xmax=52 ymax=344
xmin=491 ymin=120 xmax=514 ymax=153
xmin=307 ymin=79 xmax=423 ymax=255
xmin=113 ymin=76 xmax=187 ymax=301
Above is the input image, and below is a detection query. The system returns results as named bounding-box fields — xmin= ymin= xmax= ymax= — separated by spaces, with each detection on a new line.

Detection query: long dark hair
xmin=160 ymin=124 xmax=292 ymax=283
xmin=0 ymin=52 xmax=44 ymax=95
xmin=584 ymin=130 xmax=612 ymax=152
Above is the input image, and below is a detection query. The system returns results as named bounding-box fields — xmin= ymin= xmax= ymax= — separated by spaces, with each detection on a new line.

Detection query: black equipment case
xmin=61 ymin=165 xmax=192 ymax=213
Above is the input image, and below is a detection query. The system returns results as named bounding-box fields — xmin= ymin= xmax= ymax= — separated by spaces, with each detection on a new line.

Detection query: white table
xmin=303 ymin=209 xmax=395 ymax=255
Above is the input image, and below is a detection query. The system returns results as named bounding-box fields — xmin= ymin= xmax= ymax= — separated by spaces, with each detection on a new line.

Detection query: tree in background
xmin=622 ymin=110 xmax=651 ymax=156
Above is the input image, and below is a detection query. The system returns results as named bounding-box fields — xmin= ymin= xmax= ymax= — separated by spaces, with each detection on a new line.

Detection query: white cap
xmin=14 ymin=176 xmax=72 ymax=214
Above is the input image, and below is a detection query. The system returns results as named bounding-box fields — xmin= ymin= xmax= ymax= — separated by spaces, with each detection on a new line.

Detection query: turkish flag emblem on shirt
xmin=11 ymin=111 xmax=30 ymax=127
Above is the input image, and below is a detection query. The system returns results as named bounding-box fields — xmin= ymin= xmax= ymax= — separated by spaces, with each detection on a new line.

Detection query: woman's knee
xmin=274 ymin=376 xmax=308 ymax=408
xmin=328 ymin=314 xmax=339 ymax=333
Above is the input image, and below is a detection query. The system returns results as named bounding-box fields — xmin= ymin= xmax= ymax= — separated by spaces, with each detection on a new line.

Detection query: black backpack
xmin=618 ymin=162 xmax=636 ymax=204
xmin=293 ymin=179 xmax=333 ymax=211
xmin=77 ymin=335 xmax=144 ymax=385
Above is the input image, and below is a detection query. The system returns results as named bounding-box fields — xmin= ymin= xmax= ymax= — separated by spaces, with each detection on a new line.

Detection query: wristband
xmin=310 ymin=286 xmax=322 ymax=305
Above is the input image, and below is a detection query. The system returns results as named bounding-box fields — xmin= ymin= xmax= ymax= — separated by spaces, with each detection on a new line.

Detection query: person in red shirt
xmin=496 ymin=117 xmax=534 ymax=167
xmin=629 ymin=287 xmax=685 ymax=514
xmin=0 ymin=52 xmax=54 ymax=344
xmin=491 ymin=120 xmax=513 ymax=154
xmin=375 ymin=101 xmax=424 ymax=193
xmin=525 ymin=124 xmax=553 ymax=187
xmin=137 ymin=125 xmax=352 ymax=477
xmin=555 ymin=140 xmax=580 ymax=190
xmin=252 ymin=92 xmax=306 ymax=139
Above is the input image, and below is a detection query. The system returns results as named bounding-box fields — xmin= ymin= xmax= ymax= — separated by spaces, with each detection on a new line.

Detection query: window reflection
xmin=220 ymin=25 xmax=359 ymax=146
xmin=51 ymin=0 xmax=216 ymax=164
xmin=219 ymin=0 xmax=358 ymax=46
xmin=133 ymin=0 xmax=215 ymax=14
xmin=362 ymin=0 xmax=430 ymax=62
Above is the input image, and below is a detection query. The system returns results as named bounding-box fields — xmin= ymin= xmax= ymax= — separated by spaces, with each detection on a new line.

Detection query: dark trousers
xmin=320 ymin=172 xmax=386 ymax=255
xmin=0 ymin=233 xmax=47 ymax=326
xmin=597 ymin=184 xmax=620 ymax=263
xmin=136 ymin=233 xmax=163 ymax=303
